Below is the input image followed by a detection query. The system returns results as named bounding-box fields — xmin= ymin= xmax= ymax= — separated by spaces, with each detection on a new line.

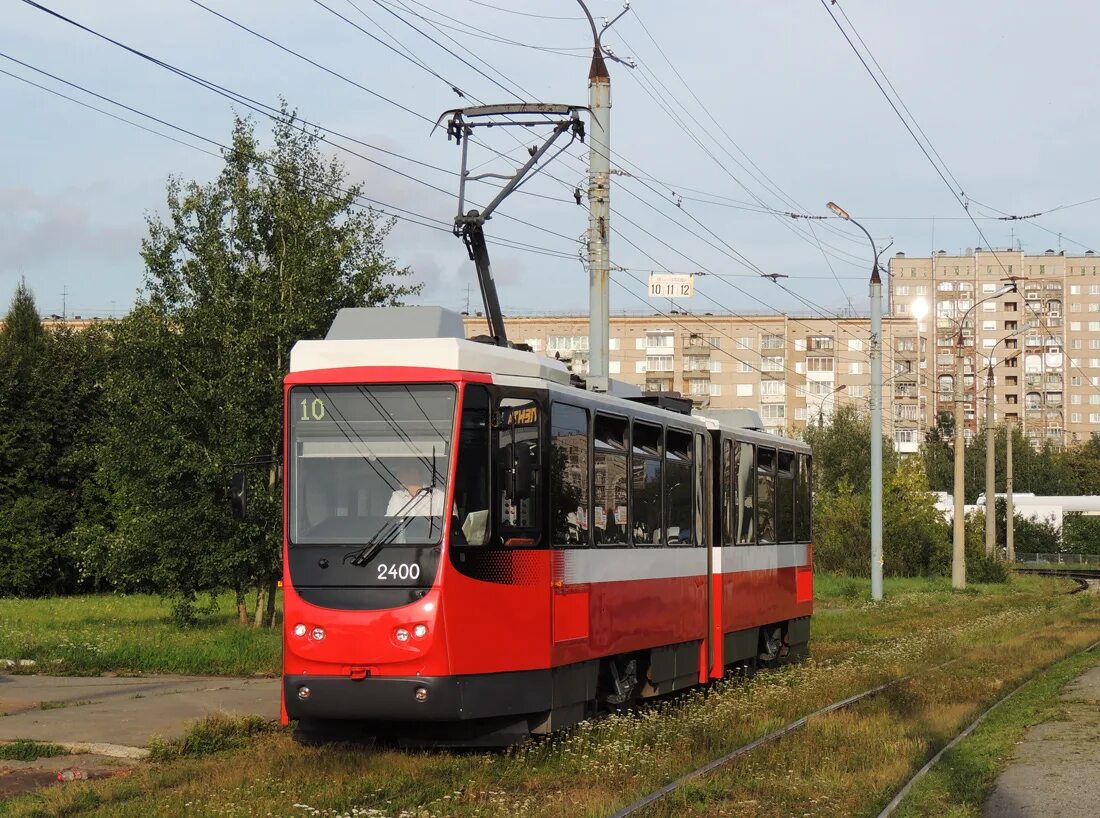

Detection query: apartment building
xmin=888 ymin=248 xmax=1100 ymax=448
xmin=460 ymin=251 xmax=1100 ymax=449
xmin=463 ymin=312 xmax=927 ymax=449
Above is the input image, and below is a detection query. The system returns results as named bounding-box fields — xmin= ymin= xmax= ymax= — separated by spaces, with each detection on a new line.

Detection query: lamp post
xmin=827 ymin=201 xmax=884 ymax=601
xmin=817 ymin=383 xmax=848 ymax=429
xmin=949 ymin=283 xmax=1017 ymax=589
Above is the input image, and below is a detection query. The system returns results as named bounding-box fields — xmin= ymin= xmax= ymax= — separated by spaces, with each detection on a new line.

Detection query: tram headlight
xmin=414 ymin=686 xmax=429 ymax=702
xmin=297 ymin=685 xmax=311 ymax=700
xmin=413 ymin=624 xmax=428 ymax=639
xmin=293 ymin=623 xmax=307 ymax=638
xmin=394 ymin=627 xmax=410 ymax=643
xmin=310 ymin=627 xmax=326 ymax=641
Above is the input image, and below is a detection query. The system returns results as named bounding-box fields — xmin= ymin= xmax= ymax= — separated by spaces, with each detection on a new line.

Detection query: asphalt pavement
xmin=0 ymin=674 xmax=280 ymax=754
xmin=983 ymin=662 xmax=1100 ymax=817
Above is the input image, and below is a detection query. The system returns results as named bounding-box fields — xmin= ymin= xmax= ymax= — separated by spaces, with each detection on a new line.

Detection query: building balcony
xmin=682 ymin=345 xmax=712 ymax=356
xmin=760 ymin=393 xmax=785 ymax=404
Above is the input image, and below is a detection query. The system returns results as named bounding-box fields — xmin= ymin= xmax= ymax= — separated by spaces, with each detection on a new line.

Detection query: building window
xmin=850 ymin=362 xmax=862 ymax=375
xmin=806 ymin=357 xmax=834 ymax=373
xmin=738 ymin=361 xmax=753 ymax=373
xmin=738 ymin=336 xmax=753 ymax=350
xmin=807 ymin=335 xmax=834 ymax=351
xmin=736 ymin=383 xmax=753 ymax=397
xmin=895 ymin=429 xmax=917 ymax=445
xmin=760 ymin=380 xmax=784 ymax=396
xmin=646 ymin=355 xmax=673 ymax=372
xmin=548 ymin=335 xmax=589 ymax=351
xmin=761 ymin=404 xmax=786 ymax=420
xmin=761 ymin=356 xmax=785 ymax=372
xmin=761 ymin=334 xmax=784 ymax=350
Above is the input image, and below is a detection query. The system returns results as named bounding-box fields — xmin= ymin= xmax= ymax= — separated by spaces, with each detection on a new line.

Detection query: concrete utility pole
xmin=1006 ymin=421 xmax=1015 ymax=562
xmin=826 ymin=202 xmax=883 ymax=601
xmin=985 ymin=368 xmax=996 ymax=557
xmin=952 ymin=339 xmax=967 ymax=589
xmin=575 ymin=2 xmax=622 ymax=392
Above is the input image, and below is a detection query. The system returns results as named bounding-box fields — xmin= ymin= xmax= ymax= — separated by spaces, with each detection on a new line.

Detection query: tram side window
xmin=735 ymin=441 xmax=756 ymax=544
xmin=695 ymin=433 xmax=707 ymax=547
xmin=631 ymin=422 xmax=663 ymax=545
xmin=665 ymin=429 xmax=694 ymax=546
xmin=722 ymin=439 xmax=734 ymax=546
xmin=757 ymin=446 xmax=776 ymax=544
xmin=550 ymin=403 xmax=590 ymax=546
xmin=594 ymin=414 xmax=629 ymax=545
xmin=777 ymin=451 xmax=795 ymax=543
xmin=498 ymin=397 xmax=541 ymax=546
xmin=453 ymin=385 xmax=490 ymax=545
xmin=797 ymin=454 xmax=813 ymax=542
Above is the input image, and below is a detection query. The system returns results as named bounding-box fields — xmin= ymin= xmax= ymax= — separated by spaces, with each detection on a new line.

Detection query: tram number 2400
xmin=376 ymin=562 xmax=421 ymax=581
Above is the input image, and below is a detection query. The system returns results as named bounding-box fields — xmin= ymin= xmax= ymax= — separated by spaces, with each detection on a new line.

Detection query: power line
xmin=458 ymin=0 xmax=584 ymax=21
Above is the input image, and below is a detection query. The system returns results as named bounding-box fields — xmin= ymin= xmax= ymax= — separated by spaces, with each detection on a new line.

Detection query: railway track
xmin=1012 ymin=565 xmax=1100 ymax=593
xmin=608 ymin=658 xmax=961 ymax=818
xmin=609 ymin=580 xmax=1097 ymax=818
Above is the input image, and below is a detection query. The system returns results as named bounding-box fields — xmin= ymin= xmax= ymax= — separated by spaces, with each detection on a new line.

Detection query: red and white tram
xmin=280 ymin=308 xmax=813 ymax=745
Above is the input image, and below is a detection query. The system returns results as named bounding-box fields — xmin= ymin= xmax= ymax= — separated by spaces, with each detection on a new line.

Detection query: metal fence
xmin=1016 ymin=552 xmax=1100 ymax=566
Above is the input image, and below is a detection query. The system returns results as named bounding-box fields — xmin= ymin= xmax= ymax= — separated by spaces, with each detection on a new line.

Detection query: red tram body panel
xmin=280 ymin=309 xmax=812 ymax=743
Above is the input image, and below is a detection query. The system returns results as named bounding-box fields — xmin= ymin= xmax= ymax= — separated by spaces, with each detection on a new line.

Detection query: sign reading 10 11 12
xmin=648 ymin=272 xmax=694 ymax=299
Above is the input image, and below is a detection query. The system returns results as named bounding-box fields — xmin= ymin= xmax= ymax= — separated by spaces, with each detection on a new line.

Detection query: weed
xmin=147 ymin=714 xmax=281 ymax=762
xmin=0 ymin=740 xmax=69 ymax=761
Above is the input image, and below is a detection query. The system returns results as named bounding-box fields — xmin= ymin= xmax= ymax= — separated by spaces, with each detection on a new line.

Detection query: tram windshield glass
xmin=288 ymin=384 xmax=456 ymax=545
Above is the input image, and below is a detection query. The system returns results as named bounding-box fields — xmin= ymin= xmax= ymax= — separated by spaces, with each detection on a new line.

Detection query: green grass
xmin=0 ymin=740 xmax=69 ymax=761
xmin=0 ymin=593 xmax=281 ymax=676
xmin=2 ymin=574 xmax=1095 ymax=818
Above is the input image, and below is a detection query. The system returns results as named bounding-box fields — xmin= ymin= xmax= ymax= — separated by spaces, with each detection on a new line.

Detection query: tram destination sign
xmin=648 ymin=272 xmax=694 ymax=299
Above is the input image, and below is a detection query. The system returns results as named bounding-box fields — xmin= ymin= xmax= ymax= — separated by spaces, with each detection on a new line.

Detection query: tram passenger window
xmin=735 ymin=441 xmax=756 ymax=544
xmin=777 ymin=451 xmax=795 ymax=543
xmin=498 ymin=397 xmax=541 ymax=546
xmin=453 ymin=385 xmax=490 ymax=545
xmin=695 ymin=433 xmax=707 ymax=547
xmin=594 ymin=414 xmax=629 ymax=545
xmin=757 ymin=446 xmax=776 ymax=544
xmin=797 ymin=454 xmax=813 ymax=542
xmin=665 ymin=429 xmax=693 ymax=546
xmin=722 ymin=439 xmax=734 ymax=546
xmin=631 ymin=422 xmax=663 ymax=545
xmin=551 ymin=403 xmax=590 ymax=546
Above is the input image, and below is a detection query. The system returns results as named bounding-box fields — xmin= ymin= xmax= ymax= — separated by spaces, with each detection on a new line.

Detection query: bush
xmin=1062 ymin=513 xmax=1100 ymax=555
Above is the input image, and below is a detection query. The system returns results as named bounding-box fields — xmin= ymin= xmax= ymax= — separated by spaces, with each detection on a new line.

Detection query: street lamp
xmin=950 ymin=283 xmax=1017 ymax=589
xmin=827 ymin=201 xmax=885 ymax=602
xmin=817 ymin=383 xmax=848 ymax=428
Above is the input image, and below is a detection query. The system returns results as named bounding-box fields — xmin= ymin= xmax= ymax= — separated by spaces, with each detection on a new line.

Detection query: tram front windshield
xmin=289 ymin=384 xmax=455 ymax=546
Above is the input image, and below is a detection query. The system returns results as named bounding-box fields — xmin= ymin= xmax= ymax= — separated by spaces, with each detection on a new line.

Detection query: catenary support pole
xmin=869 ymin=271 xmax=884 ymax=601
xmin=985 ymin=367 xmax=996 ymax=557
xmin=586 ymin=48 xmax=611 ymax=392
xmin=1006 ymin=422 xmax=1015 ymax=562
xmin=952 ymin=340 xmax=967 ymax=589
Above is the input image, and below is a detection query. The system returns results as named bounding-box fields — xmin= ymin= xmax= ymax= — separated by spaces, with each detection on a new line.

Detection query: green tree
xmin=801 ymin=404 xmax=896 ymax=495
xmin=99 ymin=109 xmax=419 ymax=624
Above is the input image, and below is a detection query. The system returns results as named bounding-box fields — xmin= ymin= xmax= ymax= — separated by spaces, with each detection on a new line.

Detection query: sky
xmin=3 ymin=0 xmax=1100 ymax=320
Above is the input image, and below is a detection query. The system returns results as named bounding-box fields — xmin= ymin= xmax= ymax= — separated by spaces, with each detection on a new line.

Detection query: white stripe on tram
xmin=558 ymin=544 xmax=808 ymax=585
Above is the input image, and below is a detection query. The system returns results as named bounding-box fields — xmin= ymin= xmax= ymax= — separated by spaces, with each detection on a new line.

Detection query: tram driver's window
xmin=499 ymin=397 xmax=541 ymax=546
xmin=453 ymin=385 xmax=490 ymax=544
